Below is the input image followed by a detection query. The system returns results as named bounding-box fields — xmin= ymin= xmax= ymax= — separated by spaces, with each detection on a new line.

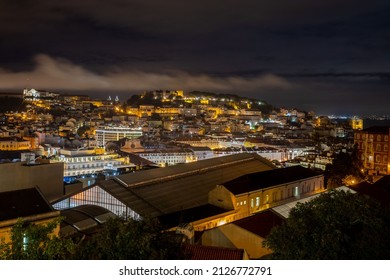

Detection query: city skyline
xmin=1 ymin=1 xmax=390 ymax=115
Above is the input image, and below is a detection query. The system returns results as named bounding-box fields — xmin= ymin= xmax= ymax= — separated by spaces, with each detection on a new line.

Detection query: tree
xmin=73 ymin=217 xmax=185 ymax=260
xmin=263 ymin=190 xmax=390 ymax=259
xmin=325 ymin=147 xmax=365 ymax=188
xmin=0 ymin=217 xmax=74 ymax=260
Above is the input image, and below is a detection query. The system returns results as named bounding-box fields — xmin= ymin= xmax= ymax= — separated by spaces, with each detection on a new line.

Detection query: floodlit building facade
xmin=95 ymin=126 xmax=143 ymax=147
xmin=354 ymin=126 xmax=390 ymax=175
xmin=0 ymin=137 xmax=31 ymax=151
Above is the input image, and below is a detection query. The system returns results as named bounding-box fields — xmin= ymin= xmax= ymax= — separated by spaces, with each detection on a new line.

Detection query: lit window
xmin=23 ymin=233 xmax=29 ymax=251
xmin=251 ymin=198 xmax=254 ymax=208
xmin=256 ymin=197 xmax=260 ymax=207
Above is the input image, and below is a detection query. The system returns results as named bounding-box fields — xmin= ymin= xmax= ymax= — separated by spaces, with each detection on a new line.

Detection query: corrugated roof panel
xmin=98 ymin=153 xmax=275 ymax=217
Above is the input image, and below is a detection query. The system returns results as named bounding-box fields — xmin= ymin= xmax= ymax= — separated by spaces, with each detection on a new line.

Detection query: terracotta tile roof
xmin=184 ymin=244 xmax=245 ymax=260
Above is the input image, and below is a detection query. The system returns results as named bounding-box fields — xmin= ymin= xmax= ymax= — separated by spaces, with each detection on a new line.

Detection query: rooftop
xmin=99 ymin=153 xmax=276 ymax=217
xmin=60 ymin=204 xmax=117 ymax=237
xmin=233 ymin=209 xmax=285 ymax=238
xmin=272 ymin=186 xmax=355 ymax=218
xmin=222 ymin=165 xmax=322 ymax=195
xmin=0 ymin=187 xmax=55 ymax=221
xmin=349 ymin=177 xmax=390 ymax=208
xmin=158 ymin=204 xmax=229 ymax=228
xmin=362 ymin=126 xmax=390 ymax=134
xmin=184 ymin=244 xmax=246 ymax=260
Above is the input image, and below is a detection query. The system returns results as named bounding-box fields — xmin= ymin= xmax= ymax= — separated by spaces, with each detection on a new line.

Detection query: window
xmin=251 ymin=198 xmax=254 ymax=208
xmin=294 ymin=187 xmax=299 ymax=196
xmin=256 ymin=197 xmax=260 ymax=207
xmin=377 ymin=144 xmax=381 ymax=152
xmin=385 ymin=136 xmax=389 ymax=142
xmin=265 ymin=195 xmax=269 ymax=203
xmin=23 ymin=233 xmax=29 ymax=251
xmin=376 ymin=155 xmax=381 ymax=163
xmin=377 ymin=135 xmax=382 ymax=141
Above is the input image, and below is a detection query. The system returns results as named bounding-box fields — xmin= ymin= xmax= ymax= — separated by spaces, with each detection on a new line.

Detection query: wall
xmin=0 ymin=162 xmax=64 ymax=202
xmin=201 ymin=223 xmax=272 ymax=259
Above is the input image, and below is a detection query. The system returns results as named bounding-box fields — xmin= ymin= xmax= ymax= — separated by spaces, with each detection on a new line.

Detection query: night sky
xmin=1 ymin=0 xmax=390 ymax=116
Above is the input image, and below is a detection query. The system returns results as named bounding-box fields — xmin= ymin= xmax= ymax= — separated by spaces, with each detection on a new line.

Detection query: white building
xmin=95 ymin=126 xmax=143 ymax=147
xmin=53 ymin=149 xmax=135 ymax=182
xmin=135 ymin=150 xmax=196 ymax=166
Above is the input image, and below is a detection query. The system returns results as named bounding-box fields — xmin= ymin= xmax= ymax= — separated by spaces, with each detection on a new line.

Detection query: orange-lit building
xmin=354 ymin=126 xmax=390 ymax=175
xmin=351 ymin=117 xmax=364 ymax=130
xmin=0 ymin=137 xmax=31 ymax=151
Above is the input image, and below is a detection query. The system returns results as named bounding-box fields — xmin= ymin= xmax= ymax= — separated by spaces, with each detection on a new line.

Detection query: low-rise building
xmin=0 ymin=137 xmax=31 ymax=151
xmin=0 ymin=160 xmax=64 ymax=202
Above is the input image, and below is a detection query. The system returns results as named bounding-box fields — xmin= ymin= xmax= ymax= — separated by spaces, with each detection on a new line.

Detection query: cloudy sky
xmin=1 ymin=0 xmax=389 ymax=115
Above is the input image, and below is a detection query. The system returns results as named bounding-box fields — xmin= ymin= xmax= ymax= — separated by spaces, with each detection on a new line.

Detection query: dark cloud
xmin=0 ymin=1 xmax=389 ymax=115
xmin=0 ymin=54 xmax=291 ymax=91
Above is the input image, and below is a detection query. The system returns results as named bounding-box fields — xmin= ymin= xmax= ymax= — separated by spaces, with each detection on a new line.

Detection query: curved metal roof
xmin=60 ymin=205 xmax=117 ymax=236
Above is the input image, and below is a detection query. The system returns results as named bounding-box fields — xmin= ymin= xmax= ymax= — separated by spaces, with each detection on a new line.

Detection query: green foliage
xmin=0 ymin=217 xmax=74 ymax=260
xmin=263 ymin=190 xmax=390 ymax=259
xmin=73 ymin=217 xmax=185 ymax=260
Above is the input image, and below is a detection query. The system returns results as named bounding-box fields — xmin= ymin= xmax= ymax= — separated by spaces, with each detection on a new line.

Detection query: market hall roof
xmin=60 ymin=204 xmax=117 ymax=237
xmin=98 ymin=153 xmax=276 ymax=217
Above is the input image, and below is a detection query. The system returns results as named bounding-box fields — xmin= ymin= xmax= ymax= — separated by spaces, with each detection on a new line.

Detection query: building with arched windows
xmin=354 ymin=126 xmax=390 ymax=176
